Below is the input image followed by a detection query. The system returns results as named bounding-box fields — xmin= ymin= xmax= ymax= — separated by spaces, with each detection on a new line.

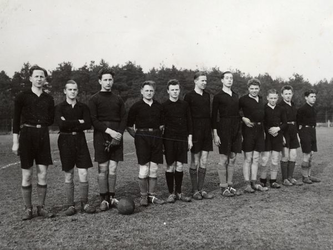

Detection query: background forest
xmin=1 ymin=60 xmax=333 ymax=132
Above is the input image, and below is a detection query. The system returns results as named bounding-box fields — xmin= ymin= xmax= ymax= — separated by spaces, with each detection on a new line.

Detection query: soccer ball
xmin=117 ymin=197 xmax=135 ymax=215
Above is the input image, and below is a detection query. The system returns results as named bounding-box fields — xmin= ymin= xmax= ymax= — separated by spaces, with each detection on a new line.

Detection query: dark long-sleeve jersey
xmin=211 ymin=90 xmax=240 ymax=129
xmin=88 ymin=91 xmax=127 ymax=133
xmin=55 ymin=100 xmax=91 ymax=132
xmin=13 ymin=89 xmax=54 ymax=134
xmin=127 ymin=99 xmax=163 ymax=129
xmin=297 ymin=103 xmax=316 ymax=127
xmin=239 ymin=95 xmax=265 ymax=123
xmin=264 ymin=104 xmax=287 ymax=131
xmin=162 ymin=99 xmax=193 ymax=139
xmin=184 ymin=90 xmax=211 ymax=119
xmin=278 ymin=101 xmax=297 ymax=122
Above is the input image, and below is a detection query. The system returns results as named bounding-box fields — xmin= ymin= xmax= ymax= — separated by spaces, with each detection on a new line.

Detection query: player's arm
xmin=239 ymin=98 xmax=254 ymax=127
xmin=12 ymin=94 xmax=22 ymax=155
xmin=55 ymin=104 xmax=81 ymax=130
xmin=78 ymin=104 xmax=92 ymax=131
xmin=211 ymin=96 xmax=221 ymax=145
xmin=126 ymin=104 xmax=137 ymax=138
xmin=117 ymin=96 xmax=127 ymax=138
xmin=127 ymin=126 xmax=136 ymax=138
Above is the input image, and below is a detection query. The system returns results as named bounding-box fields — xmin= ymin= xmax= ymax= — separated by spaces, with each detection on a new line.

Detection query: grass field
xmin=0 ymin=128 xmax=332 ymax=250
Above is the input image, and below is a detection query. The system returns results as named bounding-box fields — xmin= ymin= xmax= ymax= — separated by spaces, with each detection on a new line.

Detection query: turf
xmin=0 ymin=129 xmax=332 ymax=249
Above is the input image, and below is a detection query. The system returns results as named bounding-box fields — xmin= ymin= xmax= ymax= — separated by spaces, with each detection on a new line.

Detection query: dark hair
xmin=247 ymin=78 xmax=261 ymax=88
xmin=141 ymin=80 xmax=156 ymax=90
xmin=267 ymin=89 xmax=278 ymax=96
xmin=98 ymin=67 xmax=115 ymax=80
xmin=193 ymin=71 xmax=207 ymax=80
xmin=29 ymin=65 xmax=48 ymax=77
xmin=64 ymin=80 xmax=78 ymax=89
xmin=221 ymin=71 xmax=232 ymax=79
xmin=304 ymin=89 xmax=317 ymax=97
xmin=281 ymin=85 xmax=293 ymax=93
xmin=167 ymin=79 xmax=180 ymax=90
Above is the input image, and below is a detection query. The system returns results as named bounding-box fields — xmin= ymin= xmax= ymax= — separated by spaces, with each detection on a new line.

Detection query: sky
xmin=0 ymin=0 xmax=333 ymax=83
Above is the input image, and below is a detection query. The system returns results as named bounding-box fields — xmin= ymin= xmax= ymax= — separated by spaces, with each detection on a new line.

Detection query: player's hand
xmin=12 ymin=142 xmax=19 ymax=155
xmin=109 ymin=129 xmax=122 ymax=140
xmin=214 ymin=135 xmax=221 ymax=146
xmin=78 ymin=119 xmax=84 ymax=124
xmin=268 ymin=127 xmax=280 ymax=135
xmin=242 ymin=117 xmax=254 ymax=128
xmin=188 ymin=139 xmax=193 ymax=150
xmin=283 ymin=136 xmax=286 ymax=146
xmin=61 ymin=116 xmax=65 ymax=121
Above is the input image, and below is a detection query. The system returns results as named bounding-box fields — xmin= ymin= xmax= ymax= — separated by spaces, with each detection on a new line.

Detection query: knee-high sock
xmin=165 ymin=172 xmax=174 ymax=194
xmin=65 ymin=182 xmax=75 ymax=206
xmin=288 ymin=161 xmax=296 ymax=179
xmin=79 ymin=182 xmax=89 ymax=204
xmin=217 ymin=163 xmax=227 ymax=188
xmin=227 ymin=164 xmax=235 ymax=186
xmin=138 ymin=177 xmax=148 ymax=196
xmin=198 ymin=167 xmax=206 ymax=191
xmin=98 ymin=173 xmax=108 ymax=201
xmin=37 ymin=184 xmax=47 ymax=207
xmin=109 ymin=174 xmax=116 ymax=198
xmin=280 ymin=161 xmax=288 ymax=181
xmin=148 ymin=177 xmax=157 ymax=196
xmin=260 ymin=164 xmax=269 ymax=179
xmin=243 ymin=161 xmax=251 ymax=181
xmin=271 ymin=164 xmax=279 ymax=180
xmin=301 ymin=161 xmax=309 ymax=178
xmin=22 ymin=185 xmax=32 ymax=208
xmin=175 ymin=171 xmax=183 ymax=194
xmin=250 ymin=162 xmax=259 ymax=181
xmin=189 ymin=168 xmax=198 ymax=192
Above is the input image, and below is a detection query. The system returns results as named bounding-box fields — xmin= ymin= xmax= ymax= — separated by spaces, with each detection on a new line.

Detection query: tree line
xmin=1 ymin=60 xmax=333 ymax=126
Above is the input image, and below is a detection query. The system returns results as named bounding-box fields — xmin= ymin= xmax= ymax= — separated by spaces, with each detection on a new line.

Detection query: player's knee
xmin=65 ymin=172 xmax=74 ymax=183
xmin=78 ymin=169 xmax=88 ymax=182
xmin=166 ymin=164 xmax=175 ymax=173
xmin=175 ymin=162 xmax=183 ymax=172
xmin=108 ymin=161 xmax=118 ymax=175
xmin=22 ymin=170 xmax=32 ymax=185
xmin=229 ymin=153 xmax=236 ymax=165
xmin=271 ymin=156 xmax=279 ymax=166
xmin=149 ymin=163 xmax=158 ymax=178
xmin=139 ymin=165 xmax=149 ymax=179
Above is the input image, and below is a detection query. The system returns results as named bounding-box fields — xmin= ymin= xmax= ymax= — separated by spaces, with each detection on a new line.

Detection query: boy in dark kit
xmin=239 ymin=79 xmax=268 ymax=193
xmin=163 ymin=79 xmax=192 ymax=203
xmin=184 ymin=71 xmax=214 ymax=200
xmin=278 ymin=85 xmax=302 ymax=186
xmin=260 ymin=89 xmax=287 ymax=188
xmin=212 ymin=71 xmax=242 ymax=197
xmin=55 ymin=80 xmax=96 ymax=216
xmin=297 ymin=89 xmax=321 ymax=184
xmin=12 ymin=65 xmax=54 ymax=220
xmin=89 ymin=68 xmax=127 ymax=211
xmin=127 ymin=81 xmax=165 ymax=206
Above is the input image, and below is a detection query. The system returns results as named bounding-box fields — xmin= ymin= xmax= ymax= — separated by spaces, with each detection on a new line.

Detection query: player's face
xmin=248 ymin=85 xmax=260 ymax=98
xmin=305 ymin=93 xmax=316 ymax=105
xmin=194 ymin=76 xmax=207 ymax=90
xmin=141 ymin=85 xmax=155 ymax=101
xmin=30 ymin=70 xmax=46 ymax=89
xmin=64 ymin=83 xmax=78 ymax=100
xmin=267 ymin=93 xmax=278 ymax=106
xmin=221 ymin=73 xmax=233 ymax=88
xmin=281 ymin=89 xmax=293 ymax=102
xmin=167 ymin=84 xmax=180 ymax=99
xmin=99 ymin=74 xmax=113 ymax=91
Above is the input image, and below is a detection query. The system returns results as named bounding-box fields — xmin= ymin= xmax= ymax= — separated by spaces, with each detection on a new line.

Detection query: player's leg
xmin=77 ymin=168 xmax=95 ymax=213
xmin=138 ymin=164 xmax=149 ymax=206
xmin=198 ymin=151 xmax=213 ymax=199
xmin=36 ymin=164 xmax=54 ymax=217
xmin=250 ymin=151 xmax=268 ymax=191
xmin=218 ymin=154 xmax=230 ymax=196
xmin=64 ymin=168 xmax=76 ymax=216
xmin=21 ymin=168 xmax=33 ymax=220
xmin=281 ymin=148 xmax=293 ymax=186
xmin=98 ymin=161 xmax=110 ymax=211
xmin=175 ymin=161 xmax=191 ymax=202
xmin=260 ymin=151 xmax=271 ymax=187
xmin=269 ymin=151 xmax=281 ymax=188
xmin=148 ymin=162 xmax=164 ymax=204
xmin=308 ymin=151 xmax=320 ymax=183
xmin=166 ymin=163 xmax=176 ymax=203
xmin=287 ymin=149 xmax=302 ymax=185
xmin=243 ymin=152 xmax=254 ymax=193
xmin=108 ymin=160 xmax=119 ymax=206
xmin=190 ymin=152 xmax=201 ymax=200
xmin=227 ymin=152 xmax=242 ymax=196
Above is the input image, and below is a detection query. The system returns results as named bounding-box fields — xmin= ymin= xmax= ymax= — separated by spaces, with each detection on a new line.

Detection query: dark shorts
xmin=299 ymin=127 xmax=317 ymax=153
xmin=163 ymin=136 xmax=188 ymax=165
xmin=242 ymin=124 xmax=265 ymax=152
xmin=58 ymin=133 xmax=93 ymax=172
xmin=283 ymin=124 xmax=300 ymax=149
xmin=93 ymin=121 xmax=123 ymax=163
xmin=135 ymin=130 xmax=163 ymax=165
xmin=216 ymin=118 xmax=242 ymax=155
xmin=191 ymin=118 xmax=213 ymax=154
xmin=19 ymin=127 xmax=53 ymax=169
xmin=265 ymin=131 xmax=284 ymax=152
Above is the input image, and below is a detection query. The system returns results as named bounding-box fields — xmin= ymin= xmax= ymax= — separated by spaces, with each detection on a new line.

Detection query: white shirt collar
xmin=268 ymin=103 xmax=276 ymax=109
xmin=248 ymin=94 xmax=259 ymax=102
